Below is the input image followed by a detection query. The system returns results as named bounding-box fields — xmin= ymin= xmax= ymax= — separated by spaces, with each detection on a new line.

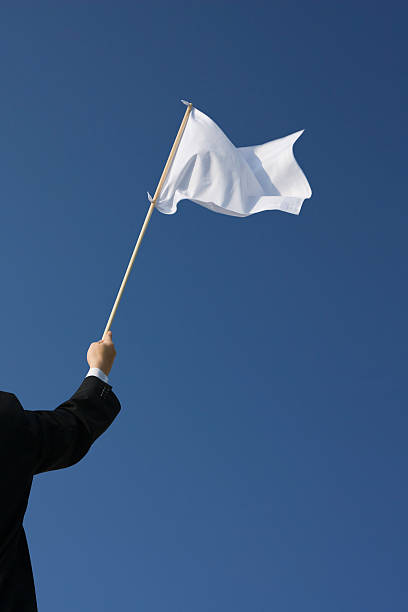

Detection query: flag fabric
xmin=151 ymin=102 xmax=312 ymax=217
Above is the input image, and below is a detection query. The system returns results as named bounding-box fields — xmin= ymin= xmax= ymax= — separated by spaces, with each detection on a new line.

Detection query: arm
xmin=24 ymin=331 xmax=120 ymax=475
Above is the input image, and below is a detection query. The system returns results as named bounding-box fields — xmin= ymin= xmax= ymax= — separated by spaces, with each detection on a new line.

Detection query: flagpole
xmin=102 ymin=102 xmax=193 ymax=337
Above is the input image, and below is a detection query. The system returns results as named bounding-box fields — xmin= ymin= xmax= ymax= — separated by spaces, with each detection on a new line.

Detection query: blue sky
xmin=1 ymin=1 xmax=407 ymax=610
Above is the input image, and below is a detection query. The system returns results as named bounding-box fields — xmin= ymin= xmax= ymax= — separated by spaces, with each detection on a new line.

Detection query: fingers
xmin=101 ymin=330 xmax=113 ymax=344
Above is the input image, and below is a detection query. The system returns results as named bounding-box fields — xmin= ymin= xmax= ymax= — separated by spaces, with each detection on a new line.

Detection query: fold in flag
xmin=151 ymin=102 xmax=312 ymax=217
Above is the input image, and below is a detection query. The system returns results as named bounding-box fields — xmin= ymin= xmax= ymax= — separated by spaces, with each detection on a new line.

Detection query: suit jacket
xmin=0 ymin=375 xmax=121 ymax=611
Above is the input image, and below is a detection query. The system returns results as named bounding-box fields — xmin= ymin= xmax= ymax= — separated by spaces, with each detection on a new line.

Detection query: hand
xmin=87 ymin=331 xmax=117 ymax=376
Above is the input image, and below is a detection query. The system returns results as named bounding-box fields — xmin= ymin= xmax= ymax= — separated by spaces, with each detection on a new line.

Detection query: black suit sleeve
xmin=23 ymin=376 xmax=121 ymax=475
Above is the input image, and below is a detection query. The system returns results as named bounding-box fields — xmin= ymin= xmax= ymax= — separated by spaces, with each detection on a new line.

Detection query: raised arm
xmin=23 ymin=332 xmax=120 ymax=475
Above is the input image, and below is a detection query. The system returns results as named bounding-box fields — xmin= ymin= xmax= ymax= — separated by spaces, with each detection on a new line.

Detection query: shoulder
xmin=0 ymin=390 xmax=24 ymax=416
xmin=0 ymin=391 xmax=24 ymax=428
xmin=0 ymin=391 xmax=32 ymax=463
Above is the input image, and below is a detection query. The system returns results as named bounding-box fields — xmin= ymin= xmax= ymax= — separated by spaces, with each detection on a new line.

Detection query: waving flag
xmin=151 ymin=102 xmax=312 ymax=217
xmin=104 ymin=101 xmax=312 ymax=334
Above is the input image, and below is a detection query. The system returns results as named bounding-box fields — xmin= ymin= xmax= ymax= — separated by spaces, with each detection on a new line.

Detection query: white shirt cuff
xmin=86 ymin=367 xmax=109 ymax=384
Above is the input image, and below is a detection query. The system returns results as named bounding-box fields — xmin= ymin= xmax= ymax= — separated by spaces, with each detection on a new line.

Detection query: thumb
xmin=102 ymin=330 xmax=113 ymax=343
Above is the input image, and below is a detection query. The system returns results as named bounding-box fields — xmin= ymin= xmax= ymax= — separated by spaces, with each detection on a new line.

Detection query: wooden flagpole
xmin=103 ymin=102 xmax=193 ymax=337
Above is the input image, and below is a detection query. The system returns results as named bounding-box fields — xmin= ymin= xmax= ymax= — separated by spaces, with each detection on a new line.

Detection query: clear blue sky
xmin=1 ymin=1 xmax=407 ymax=610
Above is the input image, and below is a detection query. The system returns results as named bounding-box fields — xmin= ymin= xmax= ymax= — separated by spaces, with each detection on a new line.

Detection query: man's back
xmin=0 ymin=391 xmax=36 ymax=610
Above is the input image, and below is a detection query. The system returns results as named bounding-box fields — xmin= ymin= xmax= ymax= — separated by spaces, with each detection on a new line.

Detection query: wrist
xmin=88 ymin=362 xmax=110 ymax=376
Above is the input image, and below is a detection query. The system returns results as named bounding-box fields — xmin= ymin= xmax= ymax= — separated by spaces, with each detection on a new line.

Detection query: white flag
xmin=153 ymin=102 xmax=312 ymax=217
